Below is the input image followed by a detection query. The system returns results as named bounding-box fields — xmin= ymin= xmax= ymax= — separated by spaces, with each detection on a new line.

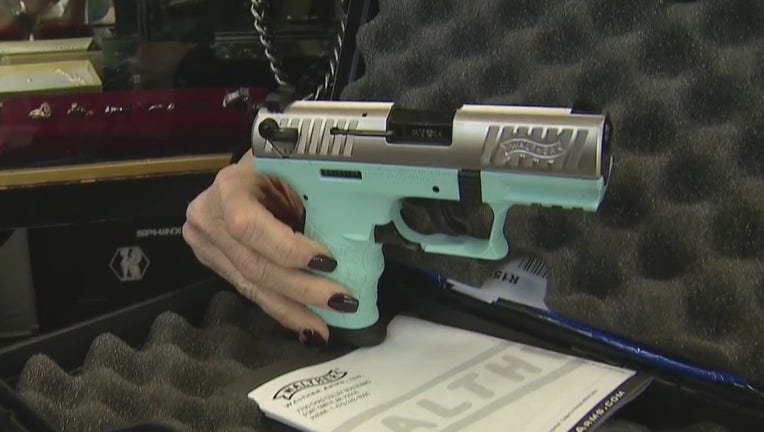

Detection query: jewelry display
xmin=0 ymin=70 xmax=81 ymax=91
xmin=28 ymin=102 xmax=52 ymax=120
xmin=0 ymin=37 xmax=94 ymax=56
xmin=21 ymin=100 xmax=192 ymax=121
xmin=0 ymin=61 xmax=102 ymax=97
xmin=54 ymin=68 xmax=87 ymax=87
xmin=148 ymin=103 xmax=175 ymax=112
xmin=67 ymin=102 xmax=92 ymax=116
xmin=2 ymin=87 xmax=269 ymax=167
xmin=10 ymin=88 xmax=266 ymax=132
xmin=104 ymin=106 xmax=126 ymax=115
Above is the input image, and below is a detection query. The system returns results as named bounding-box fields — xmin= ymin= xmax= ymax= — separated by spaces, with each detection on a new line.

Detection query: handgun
xmin=250 ymin=100 xmax=613 ymax=347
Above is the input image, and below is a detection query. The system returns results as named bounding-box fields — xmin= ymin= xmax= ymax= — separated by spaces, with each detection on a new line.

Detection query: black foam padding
xmin=340 ymin=0 xmax=764 ymax=385
xmin=13 ymin=291 xmax=310 ymax=432
xmin=10 ymin=290 xmax=741 ymax=432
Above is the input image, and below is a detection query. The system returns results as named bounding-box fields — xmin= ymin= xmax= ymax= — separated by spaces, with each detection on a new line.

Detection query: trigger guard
xmin=389 ymin=201 xmax=511 ymax=260
xmin=427 ymin=201 xmax=467 ymax=236
xmin=373 ymin=223 xmax=424 ymax=252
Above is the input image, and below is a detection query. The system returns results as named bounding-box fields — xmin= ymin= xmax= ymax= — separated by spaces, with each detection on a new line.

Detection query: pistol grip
xmin=303 ymin=219 xmax=387 ymax=347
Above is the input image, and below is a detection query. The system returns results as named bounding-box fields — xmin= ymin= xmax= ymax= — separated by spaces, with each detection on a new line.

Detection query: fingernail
xmin=299 ymin=329 xmax=327 ymax=349
xmin=309 ymin=255 xmax=337 ymax=272
xmin=328 ymin=294 xmax=359 ymax=313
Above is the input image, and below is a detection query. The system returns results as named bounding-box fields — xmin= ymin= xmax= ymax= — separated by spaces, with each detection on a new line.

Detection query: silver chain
xmin=250 ymin=0 xmax=346 ymax=100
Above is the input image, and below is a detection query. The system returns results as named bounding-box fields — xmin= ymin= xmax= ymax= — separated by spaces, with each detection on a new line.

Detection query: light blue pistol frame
xmin=251 ymin=100 xmax=612 ymax=346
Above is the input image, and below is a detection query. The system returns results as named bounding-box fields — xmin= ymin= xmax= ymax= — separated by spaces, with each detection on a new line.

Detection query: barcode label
xmin=448 ymin=255 xmax=550 ymax=311
xmin=519 ymin=256 xmax=549 ymax=279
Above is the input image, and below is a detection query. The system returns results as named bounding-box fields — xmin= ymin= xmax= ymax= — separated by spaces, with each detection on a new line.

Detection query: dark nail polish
xmin=309 ymin=255 xmax=337 ymax=272
xmin=299 ymin=329 xmax=327 ymax=349
xmin=328 ymin=294 xmax=359 ymax=313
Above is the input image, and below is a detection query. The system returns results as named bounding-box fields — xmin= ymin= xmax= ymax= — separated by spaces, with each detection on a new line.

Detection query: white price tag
xmin=448 ymin=256 xmax=550 ymax=310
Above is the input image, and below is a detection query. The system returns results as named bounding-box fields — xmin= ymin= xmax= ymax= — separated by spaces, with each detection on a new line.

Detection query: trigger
xmin=374 ymin=223 xmax=423 ymax=252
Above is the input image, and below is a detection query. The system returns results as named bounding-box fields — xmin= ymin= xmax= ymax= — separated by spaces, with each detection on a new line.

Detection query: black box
xmin=0 ymin=230 xmax=38 ymax=343
xmin=26 ymin=217 xmax=211 ymax=333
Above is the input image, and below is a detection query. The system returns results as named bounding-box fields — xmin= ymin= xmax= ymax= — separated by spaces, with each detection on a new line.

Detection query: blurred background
xmin=0 ymin=0 xmax=347 ymax=347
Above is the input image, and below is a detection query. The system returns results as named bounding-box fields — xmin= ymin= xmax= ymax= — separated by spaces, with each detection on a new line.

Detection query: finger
xmin=189 ymin=208 xmax=358 ymax=312
xmin=262 ymin=175 xmax=304 ymax=216
xmin=213 ymin=167 xmax=337 ymax=272
xmin=259 ymin=175 xmax=301 ymax=212
xmin=182 ymin=222 xmax=329 ymax=343
xmin=258 ymin=176 xmax=303 ymax=229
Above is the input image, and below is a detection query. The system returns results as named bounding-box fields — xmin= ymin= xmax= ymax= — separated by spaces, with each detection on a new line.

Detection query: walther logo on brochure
xmin=273 ymin=369 xmax=349 ymax=401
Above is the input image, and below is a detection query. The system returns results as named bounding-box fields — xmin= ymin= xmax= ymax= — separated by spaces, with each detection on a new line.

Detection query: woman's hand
xmin=183 ymin=152 xmax=359 ymax=347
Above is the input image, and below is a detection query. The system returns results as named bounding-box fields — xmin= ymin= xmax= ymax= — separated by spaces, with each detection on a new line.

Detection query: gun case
xmin=1 ymin=0 xmax=764 ymax=431
xmin=0 ymin=264 xmax=762 ymax=432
